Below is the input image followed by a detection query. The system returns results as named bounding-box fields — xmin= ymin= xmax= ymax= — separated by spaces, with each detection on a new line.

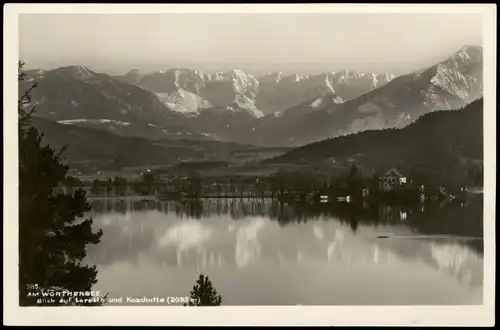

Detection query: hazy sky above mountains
xmin=19 ymin=13 xmax=482 ymax=76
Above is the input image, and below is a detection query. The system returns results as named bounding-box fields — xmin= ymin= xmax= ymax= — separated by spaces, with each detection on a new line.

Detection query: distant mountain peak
xmin=260 ymin=71 xmax=285 ymax=84
xmin=385 ymin=73 xmax=396 ymax=81
xmin=458 ymin=44 xmax=483 ymax=53
xmin=230 ymin=69 xmax=248 ymax=76
xmin=424 ymin=44 xmax=483 ymax=101
xmin=23 ymin=68 xmax=46 ymax=82
xmin=55 ymin=65 xmax=97 ymax=80
xmin=280 ymin=73 xmax=308 ymax=83
xmin=453 ymin=44 xmax=483 ymax=62
xmin=63 ymin=64 xmax=93 ymax=72
xmin=220 ymin=69 xmax=258 ymax=83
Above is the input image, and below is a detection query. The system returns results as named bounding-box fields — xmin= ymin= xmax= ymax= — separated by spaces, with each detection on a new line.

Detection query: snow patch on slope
xmin=331 ymin=96 xmax=345 ymax=104
xmin=430 ymin=64 xmax=470 ymax=100
xmin=325 ymin=75 xmax=336 ymax=94
xmin=229 ymin=70 xmax=260 ymax=99
xmin=358 ymin=101 xmax=383 ymax=114
xmin=310 ymin=97 xmax=323 ymax=108
xmin=156 ymin=89 xmax=212 ymax=115
xmin=57 ymin=119 xmax=89 ymax=125
xmin=261 ymin=72 xmax=285 ymax=84
xmin=274 ymin=72 xmax=284 ymax=83
xmin=235 ymin=95 xmax=264 ymax=118
xmin=369 ymin=73 xmax=379 ymax=88
xmin=57 ymin=118 xmax=131 ymax=126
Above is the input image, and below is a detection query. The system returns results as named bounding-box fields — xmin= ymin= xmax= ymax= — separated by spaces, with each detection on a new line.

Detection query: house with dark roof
xmin=378 ymin=168 xmax=407 ymax=192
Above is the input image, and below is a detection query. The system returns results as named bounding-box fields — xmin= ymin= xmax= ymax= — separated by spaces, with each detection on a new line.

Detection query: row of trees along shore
xmin=18 ymin=61 xmax=221 ymax=307
xmin=61 ymin=164 xmax=469 ymax=204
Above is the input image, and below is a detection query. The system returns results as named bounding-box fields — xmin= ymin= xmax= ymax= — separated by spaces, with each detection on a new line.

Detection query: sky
xmin=19 ymin=13 xmax=483 ymax=76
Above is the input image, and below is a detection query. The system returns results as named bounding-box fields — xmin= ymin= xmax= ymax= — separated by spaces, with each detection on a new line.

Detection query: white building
xmin=378 ymin=168 xmax=407 ymax=192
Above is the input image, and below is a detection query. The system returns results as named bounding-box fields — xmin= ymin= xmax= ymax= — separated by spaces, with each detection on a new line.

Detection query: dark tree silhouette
xmin=62 ymin=175 xmax=83 ymax=187
xmin=186 ymin=172 xmax=203 ymax=198
xmin=91 ymin=178 xmax=105 ymax=196
xmin=18 ymin=61 xmax=103 ymax=306
xmin=141 ymin=171 xmax=157 ymax=186
xmin=113 ymin=176 xmax=128 ymax=196
xmin=184 ymin=274 xmax=222 ymax=306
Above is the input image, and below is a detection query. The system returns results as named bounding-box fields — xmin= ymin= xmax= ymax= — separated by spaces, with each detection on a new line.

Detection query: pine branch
xmin=18 ymin=61 xmax=39 ymax=125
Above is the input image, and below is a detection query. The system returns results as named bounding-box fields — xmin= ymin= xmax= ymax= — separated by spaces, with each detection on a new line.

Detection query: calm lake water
xmin=85 ymin=197 xmax=483 ymax=306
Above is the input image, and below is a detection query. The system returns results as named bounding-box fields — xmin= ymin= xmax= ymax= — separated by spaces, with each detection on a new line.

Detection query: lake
xmin=85 ymin=197 xmax=483 ymax=306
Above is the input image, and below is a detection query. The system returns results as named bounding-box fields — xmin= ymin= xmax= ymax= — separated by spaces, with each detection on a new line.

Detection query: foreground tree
xmin=184 ymin=274 xmax=222 ymax=306
xmin=18 ymin=61 xmax=103 ymax=306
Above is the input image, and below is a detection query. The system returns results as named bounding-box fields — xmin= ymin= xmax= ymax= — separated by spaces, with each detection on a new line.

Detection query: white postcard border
xmin=3 ymin=3 xmax=496 ymax=326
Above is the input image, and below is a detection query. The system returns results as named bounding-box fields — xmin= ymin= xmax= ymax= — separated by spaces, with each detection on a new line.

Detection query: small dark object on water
xmin=378 ymin=235 xmax=390 ymax=239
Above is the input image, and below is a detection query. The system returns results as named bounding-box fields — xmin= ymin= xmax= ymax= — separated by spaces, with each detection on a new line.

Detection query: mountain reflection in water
xmin=85 ymin=197 xmax=483 ymax=305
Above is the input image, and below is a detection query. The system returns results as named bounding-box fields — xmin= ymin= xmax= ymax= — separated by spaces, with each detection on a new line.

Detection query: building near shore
xmin=378 ymin=168 xmax=407 ymax=192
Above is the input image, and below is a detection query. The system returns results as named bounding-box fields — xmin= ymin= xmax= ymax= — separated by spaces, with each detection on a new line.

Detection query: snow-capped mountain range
xmin=22 ymin=45 xmax=482 ymax=147
xmin=115 ymin=68 xmax=264 ymax=118
xmin=18 ymin=65 xmax=211 ymax=140
xmin=256 ymin=70 xmax=395 ymax=116
xmin=115 ymin=67 xmax=396 ymax=118
xmin=220 ymin=45 xmax=483 ymax=146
